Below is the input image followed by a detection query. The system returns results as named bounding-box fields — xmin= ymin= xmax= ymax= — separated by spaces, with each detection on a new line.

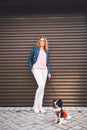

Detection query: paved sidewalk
xmin=0 ymin=107 xmax=87 ymax=130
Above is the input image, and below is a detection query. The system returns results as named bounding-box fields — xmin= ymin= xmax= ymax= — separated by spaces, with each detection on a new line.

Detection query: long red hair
xmin=36 ymin=36 xmax=49 ymax=51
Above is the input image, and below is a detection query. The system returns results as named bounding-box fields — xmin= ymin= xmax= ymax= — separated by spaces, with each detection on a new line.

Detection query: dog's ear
xmin=53 ymin=99 xmax=56 ymax=108
xmin=53 ymin=99 xmax=56 ymax=107
xmin=53 ymin=99 xmax=56 ymax=103
xmin=58 ymin=99 xmax=63 ymax=107
xmin=53 ymin=99 xmax=63 ymax=108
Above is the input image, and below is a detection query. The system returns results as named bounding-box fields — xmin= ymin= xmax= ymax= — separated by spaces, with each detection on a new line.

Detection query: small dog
xmin=53 ymin=99 xmax=71 ymax=125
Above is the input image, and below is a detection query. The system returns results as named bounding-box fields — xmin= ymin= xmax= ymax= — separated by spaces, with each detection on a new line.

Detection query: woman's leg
xmin=38 ymin=69 xmax=47 ymax=109
xmin=33 ymin=69 xmax=47 ymax=113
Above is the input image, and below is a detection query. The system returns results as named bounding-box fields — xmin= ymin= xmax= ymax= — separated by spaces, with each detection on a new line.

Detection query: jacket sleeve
xmin=47 ymin=52 xmax=51 ymax=74
xmin=28 ymin=46 xmax=35 ymax=70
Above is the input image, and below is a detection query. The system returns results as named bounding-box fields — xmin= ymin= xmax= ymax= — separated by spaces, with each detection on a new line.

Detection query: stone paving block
xmin=7 ymin=121 xmax=20 ymax=129
xmin=42 ymin=125 xmax=58 ymax=130
xmin=58 ymin=124 xmax=70 ymax=130
xmin=25 ymin=107 xmax=32 ymax=111
xmin=17 ymin=125 xmax=36 ymax=130
xmin=9 ymin=107 xmax=15 ymax=111
xmin=15 ymin=107 xmax=21 ymax=111
xmin=4 ymin=111 xmax=15 ymax=119
xmin=34 ymin=123 xmax=46 ymax=129
xmin=69 ymin=107 xmax=77 ymax=111
xmin=64 ymin=107 xmax=71 ymax=111
xmin=0 ymin=115 xmax=6 ymax=123
xmin=20 ymin=107 xmax=27 ymax=111
xmin=81 ymin=107 xmax=87 ymax=111
xmin=75 ymin=107 xmax=83 ymax=111
xmin=28 ymin=127 xmax=39 ymax=130
xmin=0 ymin=122 xmax=2 ymax=125
xmin=45 ymin=107 xmax=53 ymax=111
xmin=0 ymin=107 xmax=5 ymax=111
xmin=42 ymin=121 xmax=54 ymax=128
xmin=68 ymin=125 xmax=83 ymax=130
xmin=1 ymin=112 xmax=9 ymax=119
xmin=12 ymin=118 xmax=26 ymax=127
xmin=55 ymin=127 xmax=65 ymax=130
xmin=65 ymin=121 xmax=79 ymax=128
xmin=4 ymin=107 xmax=10 ymax=111
xmin=0 ymin=125 xmax=13 ymax=130
xmin=83 ymin=112 xmax=87 ymax=116
xmin=79 ymin=124 xmax=87 ymax=129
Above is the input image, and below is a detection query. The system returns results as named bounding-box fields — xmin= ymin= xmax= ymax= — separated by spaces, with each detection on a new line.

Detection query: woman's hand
xmin=48 ymin=74 xmax=51 ymax=80
xmin=31 ymin=68 xmax=34 ymax=73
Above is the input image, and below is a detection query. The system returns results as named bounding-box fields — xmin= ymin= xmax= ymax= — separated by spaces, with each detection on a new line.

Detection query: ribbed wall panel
xmin=0 ymin=15 xmax=87 ymax=106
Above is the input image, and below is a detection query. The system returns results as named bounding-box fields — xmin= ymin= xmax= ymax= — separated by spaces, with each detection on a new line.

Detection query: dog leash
xmin=47 ymin=77 xmax=56 ymax=99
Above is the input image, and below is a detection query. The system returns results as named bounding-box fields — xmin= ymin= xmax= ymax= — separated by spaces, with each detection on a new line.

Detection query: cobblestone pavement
xmin=0 ymin=107 xmax=87 ymax=130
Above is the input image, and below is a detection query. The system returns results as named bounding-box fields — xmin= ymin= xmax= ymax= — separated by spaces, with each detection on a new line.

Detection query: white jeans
xmin=33 ymin=68 xmax=47 ymax=107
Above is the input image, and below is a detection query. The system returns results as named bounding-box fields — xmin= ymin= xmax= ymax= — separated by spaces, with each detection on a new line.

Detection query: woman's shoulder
xmin=31 ymin=46 xmax=40 ymax=53
xmin=32 ymin=45 xmax=38 ymax=50
xmin=31 ymin=45 xmax=37 ymax=51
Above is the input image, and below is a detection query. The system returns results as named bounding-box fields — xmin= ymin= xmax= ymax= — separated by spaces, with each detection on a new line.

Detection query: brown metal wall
xmin=0 ymin=14 xmax=87 ymax=106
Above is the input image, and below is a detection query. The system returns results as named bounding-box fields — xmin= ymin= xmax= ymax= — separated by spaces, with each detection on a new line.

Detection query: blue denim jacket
xmin=28 ymin=46 xmax=51 ymax=74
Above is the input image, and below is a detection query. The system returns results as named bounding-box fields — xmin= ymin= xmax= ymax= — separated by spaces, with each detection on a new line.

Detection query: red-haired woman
xmin=29 ymin=36 xmax=51 ymax=113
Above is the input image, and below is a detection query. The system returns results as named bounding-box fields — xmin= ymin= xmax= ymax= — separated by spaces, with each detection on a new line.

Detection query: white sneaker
xmin=33 ymin=106 xmax=39 ymax=113
xmin=39 ymin=107 xmax=46 ymax=113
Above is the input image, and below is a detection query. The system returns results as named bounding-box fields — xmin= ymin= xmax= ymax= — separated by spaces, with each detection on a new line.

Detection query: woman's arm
xmin=28 ymin=46 xmax=35 ymax=70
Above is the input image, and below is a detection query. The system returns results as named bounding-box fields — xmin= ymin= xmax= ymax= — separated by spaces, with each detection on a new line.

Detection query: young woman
xmin=29 ymin=36 xmax=51 ymax=113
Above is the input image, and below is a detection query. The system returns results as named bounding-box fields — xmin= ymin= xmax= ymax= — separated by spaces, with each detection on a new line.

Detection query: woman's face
xmin=39 ymin=37 xmax=45 ymax=48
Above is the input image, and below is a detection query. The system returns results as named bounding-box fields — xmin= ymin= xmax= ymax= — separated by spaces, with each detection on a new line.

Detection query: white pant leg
xmin=33 ymin=69 xmax=47 ymax=107
xmin=39 ymin=69 xmax=48 ymax=106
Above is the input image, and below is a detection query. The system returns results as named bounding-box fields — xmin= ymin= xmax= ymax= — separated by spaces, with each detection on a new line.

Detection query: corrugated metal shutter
xmin=0 ymin=14 xmax=87 ymax=106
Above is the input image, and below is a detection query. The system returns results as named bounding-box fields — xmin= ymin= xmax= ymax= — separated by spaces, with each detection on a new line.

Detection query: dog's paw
xmin=65 ymin=115 xmax=71 ymax=120
xmin=54 ymin=120 xmax=60 ymax=124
